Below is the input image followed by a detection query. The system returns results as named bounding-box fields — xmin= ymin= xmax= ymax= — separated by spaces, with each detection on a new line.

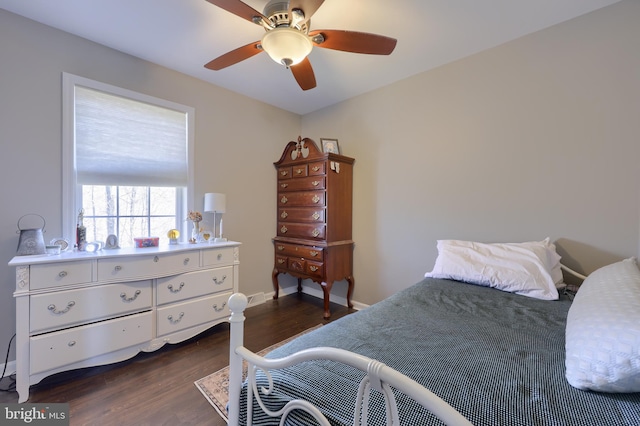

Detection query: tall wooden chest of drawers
xmin=272 ymin=137 xmax=354 ymax=318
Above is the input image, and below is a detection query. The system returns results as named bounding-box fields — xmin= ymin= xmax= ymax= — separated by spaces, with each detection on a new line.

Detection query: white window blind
xmin=75 ymin=86 xmax=188 ymax=187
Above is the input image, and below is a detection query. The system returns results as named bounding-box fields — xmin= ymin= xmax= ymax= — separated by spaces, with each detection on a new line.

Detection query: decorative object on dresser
xmin=272 ymin=136 xmax=354 ymax=319
xmin=204 ymin=193 xmax=227 ymax=242
xmin=8 ymin=241 xmax=240 ymax=403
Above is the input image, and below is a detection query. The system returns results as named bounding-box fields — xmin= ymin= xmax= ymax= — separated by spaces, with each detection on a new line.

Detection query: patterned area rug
xmin=194 ymin=325 xmax=323 ymax=422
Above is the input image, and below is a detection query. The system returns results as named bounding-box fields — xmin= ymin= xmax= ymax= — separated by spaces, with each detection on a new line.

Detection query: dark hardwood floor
xmin=0 ymin=293 xmax=354 ymax=425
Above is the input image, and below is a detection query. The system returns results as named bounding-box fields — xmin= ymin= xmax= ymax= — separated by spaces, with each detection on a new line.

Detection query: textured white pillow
xmin=425 ymin=239 xmax=559 ymax=300
xmin=565 ymin=258 xmax=640 ymax=393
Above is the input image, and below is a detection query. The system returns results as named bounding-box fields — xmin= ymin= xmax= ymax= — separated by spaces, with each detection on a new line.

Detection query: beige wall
xmin=302 ymin=0 xmax=640 ymax=304
xmin=0 ymin=10 xmax=300 ymax=364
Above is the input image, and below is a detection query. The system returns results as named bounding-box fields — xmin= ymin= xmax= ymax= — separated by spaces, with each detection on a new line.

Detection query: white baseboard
xmin=264 ymin=285 xmax=368 ymax=311
xmin=1 ymin=360 xmax=16 ymax=378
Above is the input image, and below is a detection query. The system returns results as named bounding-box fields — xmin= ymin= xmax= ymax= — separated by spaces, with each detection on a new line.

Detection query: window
xmin=63 ymin=73 xmax=194 ymax=248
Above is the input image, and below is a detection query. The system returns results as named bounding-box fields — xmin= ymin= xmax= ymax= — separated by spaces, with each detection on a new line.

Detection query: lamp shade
xmin=204 ymin=193 xmax=226 ymax=213
xmin=261 ymin=27 xmax=313 ymax=67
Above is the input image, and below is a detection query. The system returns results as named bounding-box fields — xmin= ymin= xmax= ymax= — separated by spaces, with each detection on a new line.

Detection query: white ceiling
xmin=0 ymin=0 xmax=621 ymax=115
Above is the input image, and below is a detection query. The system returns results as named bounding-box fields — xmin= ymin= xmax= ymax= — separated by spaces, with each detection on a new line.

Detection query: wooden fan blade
xmin=290 ymin=58 xmax=316 ymax=91
xmin=289 ymin=0 xmax=324 ymax=24
xmin=205 ymin=0 xmax=267 ymax=25
xmin=204 ymin=41 xmax=262 ymax=70
xmin=310 ymin=30 xmax=397 ymax=55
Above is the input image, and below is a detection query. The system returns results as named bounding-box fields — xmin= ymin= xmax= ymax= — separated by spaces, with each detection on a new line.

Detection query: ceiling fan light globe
xmin=261 ymin=27 xmax=312 ymax=67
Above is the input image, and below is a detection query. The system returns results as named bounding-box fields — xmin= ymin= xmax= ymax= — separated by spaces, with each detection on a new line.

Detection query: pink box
xmin=133 ymin=237 xmax=159 ymax=248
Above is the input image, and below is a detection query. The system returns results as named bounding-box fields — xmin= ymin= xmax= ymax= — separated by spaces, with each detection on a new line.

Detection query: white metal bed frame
xmin=226 ymin=293 xmax=473 ymax=426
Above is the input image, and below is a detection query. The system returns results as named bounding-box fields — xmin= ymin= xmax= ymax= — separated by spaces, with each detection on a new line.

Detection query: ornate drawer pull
xmin=312 ymin=212 xmax=320 ymax=220
xmin=312 ymin=195 xmax=320 ymax=203
xmin=277 ymin=245 xmax=285 ymax=251
xmin=312 ymin=166 xmax=321 ymax=172
xmin=295 ymin=168 xmax=303 ymax=174
xmin=309 ymin=266 xmax=319 ymax=272
xmin=312 ymin=181 xmax=320 ymax=186
xmin=58 ymin=271 xmax=68 ymax=278
xmin=280 ymin=183 xmax=288 ymax=188
xmin=312 ymin=229 xmax=321 ymax=237
xmin=280 ymin=170 xmax=288 ymax=177
xmin=168 ymin=282 xmax=185 ymax=293
xmin=310 ymin=250 xmax=319 ymax=257
xmin=277 ymin=258 xmax=286 ymax=264
xmin=280 ymin=211 xmax=288 ymax=219
xmin=167 ymin=312 xmax=184 ymax=324
xmin=120 ymin=290 xmax=141 ymax=302
xmin=280 ymin=195 xmax=288 ymax=204
xmin=184 ymin=257 xmax=190 ymax=265
xmin=48 ymin=301 xmax=75 ymax=315
xmin=213 ymin=302 xmax=226 ymax=312
xmin=114 ymin=265 xmax=122 ymax=271
xmin=154 ymin=256 xmax=159 ymax=263
xmin=280 ymin=225 xmax=288 ymax=233
xmin=68 ymin=341 xmax=76 ymax=347
xmin=212 ymin=275 xmax=227 ymax=285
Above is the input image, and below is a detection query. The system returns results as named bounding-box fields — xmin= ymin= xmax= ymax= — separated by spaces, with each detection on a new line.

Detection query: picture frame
xmin=321 ymin=138 xmax=340 ymax=154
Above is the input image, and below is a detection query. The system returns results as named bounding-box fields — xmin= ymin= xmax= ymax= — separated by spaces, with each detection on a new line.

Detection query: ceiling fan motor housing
xmin=263 ymin=0 xmax=309 ymax=32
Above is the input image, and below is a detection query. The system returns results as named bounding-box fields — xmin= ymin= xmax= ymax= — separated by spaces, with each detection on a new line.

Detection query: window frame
xmin=62 ymin=72 xmax=195 ymax=245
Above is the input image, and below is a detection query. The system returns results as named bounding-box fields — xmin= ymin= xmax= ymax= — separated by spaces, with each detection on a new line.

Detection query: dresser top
xmin=274 ymin=137 xmax=354 ymax=167
xmin=8 ymin=241 xmax=241 ymax=267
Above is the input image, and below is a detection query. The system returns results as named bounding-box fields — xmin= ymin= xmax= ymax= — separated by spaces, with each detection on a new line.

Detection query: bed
xmin=226 ymin=241 xmax=640 ymax=425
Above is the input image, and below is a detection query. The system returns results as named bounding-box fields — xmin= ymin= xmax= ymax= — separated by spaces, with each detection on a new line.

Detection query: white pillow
xmin=565 ymin=258 xmax=640 ymax=393
xmin=425 ymin=239 xmax=559 ymax=300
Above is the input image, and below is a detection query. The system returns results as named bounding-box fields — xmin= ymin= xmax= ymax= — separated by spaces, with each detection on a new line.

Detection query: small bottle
xmin=76 ymin=209 xmax=87 ymax=251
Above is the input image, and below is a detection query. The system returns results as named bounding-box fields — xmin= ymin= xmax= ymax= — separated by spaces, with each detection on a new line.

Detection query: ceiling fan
xmin=204 ymin=0 xmax=397 ymax=91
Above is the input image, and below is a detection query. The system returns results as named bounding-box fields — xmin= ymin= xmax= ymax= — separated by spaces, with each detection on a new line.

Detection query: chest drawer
xmin=278 ymin=223 xmax=326 ymax=240
xmin=274 ymin=243 xmax=324 ymax=260
xmin=278 ymin=191 xmax=325 ymax=207
xmin=201 ymin=247 xmax=235 ymax=268
xmin=30 ymin=261 xmax=93 ymax=290
xmin=156 ymin=292 xmax=231 ymax=337
xmin=97 ymin=251 xmax=198 ymax=281
xmin=308 ymin=161 xmax=325 ymax=175
xmin=278 ymin=176 xmax=325 ymax=192
xmin=30 ymin=280 xmax=152 ymax=334
xmin=30 ymin=311 xmax=152 ymax=375
xmin=156 ymin=266 xmax=233 ymax=305
xmin=278 ymin=207 xmax=325 ymax=223
xmin=277 ymin=167 xmax=292 ymax=179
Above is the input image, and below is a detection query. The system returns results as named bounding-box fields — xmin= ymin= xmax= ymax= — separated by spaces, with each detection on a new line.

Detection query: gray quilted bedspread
xmin=238 ymin=278 xmax=640 ymax=425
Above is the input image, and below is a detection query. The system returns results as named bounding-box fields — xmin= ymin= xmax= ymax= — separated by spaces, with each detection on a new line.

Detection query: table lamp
xmin=204 ymin=193 xmax=227 ymax=242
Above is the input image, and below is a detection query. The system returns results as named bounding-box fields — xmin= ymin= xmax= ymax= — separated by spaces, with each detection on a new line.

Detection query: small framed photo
xmin=321 ymin=138 xmax=340 ymax=154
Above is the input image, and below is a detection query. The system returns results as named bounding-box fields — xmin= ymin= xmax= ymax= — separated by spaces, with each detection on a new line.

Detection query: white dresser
xmin=9 ymin=241 xmax=240 ymax=403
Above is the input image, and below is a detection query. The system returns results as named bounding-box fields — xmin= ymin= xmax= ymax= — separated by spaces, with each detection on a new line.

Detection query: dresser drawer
xmin=306 ymin=260 xmax=324 ymax=279
xmin=278 ymin=223 xmax=326 ymax=240
xmin=201 ymin=247 xmax=235 ymax=267
xmin=274 ymin=243 xmax=324 ymax=261
xmin=97 ymin=251 xmax=198 ymax=281
xmin=278 ymin=191 xmax=325 ymax=207
xmin=291 ymin=164 xmax=308 ymax=177
xmin=278 ymin=207 xmax=325 ymax=223
xmin=156 ymin=292 xmax=231 ymax=337
xmin=30 ymin=311 xmax=152 ymax=375
xmin=278 ymin=176 xmax=325 ymax=192
xmin=156 ymin=266 xmax=234 ymax=305
xmin=30 ymin=261 xmax=93 ymax=290
xmin=308 ymin=161 xmax=325 ymax=175
xmin=277 ymin=167 xmax=292 ymax=180
xmin=30 ymin=280 xmax=152 ymax=334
